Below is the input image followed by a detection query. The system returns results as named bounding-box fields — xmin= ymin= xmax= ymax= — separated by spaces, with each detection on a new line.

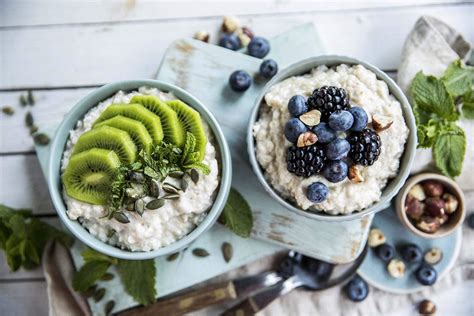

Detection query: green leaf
xmin=81 ymin=248 xmax=117 ymax=264
xmin=72 ymin=261 xmax=111 ymax=292
xmin=433 ymin=123 xmax=466 ymax=178
xmin=442 ymin=60 xmax=472 ymax=97
xmin=182 ymin=132 xmax=196 ymax=162
xmin=117 ymin=259 xmax=156 ymax=305
xmin=219 ymin=188 xmax=253 ymax=238
xmin=184 ymin=162 xmax=211 ymax=175
xmin=144 ymin=166 xmax=159 ymax=179
xmin=461 ymin=90 xmax=474 ymax=119
xmin=411 ymin=72 xmax=458 ymax=121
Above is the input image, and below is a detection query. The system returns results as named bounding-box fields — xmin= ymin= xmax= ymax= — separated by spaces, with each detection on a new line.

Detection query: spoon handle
xmin=221 ymin=276 xmax=300 ymax=316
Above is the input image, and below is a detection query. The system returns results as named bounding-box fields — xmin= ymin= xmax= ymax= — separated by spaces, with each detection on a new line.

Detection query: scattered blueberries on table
xmin=247 ymin=36 xmax=270 ymax=58
xmin=349 ymin=106 xmax=368 ymax=131
xmin=375 ymin=244 xmax=394 ymax=263
xmin=218 ymin=33 xmax=242 ymax=51
xmin=288 ymin=95 xmax=308 ymax=117
xmin=259 ymin=59 xmax=278 ymax=78
xmin=284 ymin=118 xmax=308 ymax=143
xmin=415 ymin=264 xmax=438 ymax=286
xmin=326 ymin=138 xmax=350 ymax=160
xmin=345 ymin=275 xmax=369 ymax=302
xmin=400 ymin=244 xmax=423 ymax=264
xmin=328 ymin=110 xmax=354 ymax=132
xmin=313 ymin=122 xmax=337 ymax=143
xmin=306 ymin=182 xmax=329 ymax=203
xmin=229 ymin=70 xmax=252 ymax=92
xmin=323 ymin=160 xmax=348 ymax=183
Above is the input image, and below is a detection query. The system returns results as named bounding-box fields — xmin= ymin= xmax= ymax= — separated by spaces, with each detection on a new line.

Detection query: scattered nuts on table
xmin=221 ymin=15 xmax=240 ymax=33
xmin=237 ymin=31 xmax=251 ymax=47
xmin=193 ymin=30 xmax=210 ymax=42
xmin=368 ymin=228 xmax=386 ymax=247
xmin=424 ymin=248 xmax=443 ymax=265
xmin=418 ymin=299 xmax=436 ymax=315
xmin=387 ymin=259 xmax=405 ymax=278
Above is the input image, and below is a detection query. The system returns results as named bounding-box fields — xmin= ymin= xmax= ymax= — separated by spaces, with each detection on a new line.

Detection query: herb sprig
xmin=410 ymin=59 xmax=473 ymax=178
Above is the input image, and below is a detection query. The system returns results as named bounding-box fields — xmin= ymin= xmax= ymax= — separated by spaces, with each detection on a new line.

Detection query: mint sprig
xmin=219 ymin=188 xmax=253 ymax=238
xmin=410 ymin=59 xmax=472 ymax=178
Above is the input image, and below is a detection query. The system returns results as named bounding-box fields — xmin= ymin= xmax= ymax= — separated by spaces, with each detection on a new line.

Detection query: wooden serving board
xmin=34 ymin=23 xmax=371 ymax=315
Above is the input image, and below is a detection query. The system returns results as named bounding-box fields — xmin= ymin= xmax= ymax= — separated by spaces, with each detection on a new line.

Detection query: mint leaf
xmin=72 ymin=261 xmax=111 ymax=292
xmin=411 ymin=72 xmax=458 ymax=121
xmin=117 ymin=259 xmax=156 ymax=305
xmin=461 ymin=90 xmax=474 ymax=119
xmin=433 ymin=123 xmax=466 ymax=178
xmin=442 ymin=60 xmax=472 ymax=96
xmin=81 ymin=248 xmax=117 ymax=264
xmin=219 ymin=188 xmax=253 ymax=238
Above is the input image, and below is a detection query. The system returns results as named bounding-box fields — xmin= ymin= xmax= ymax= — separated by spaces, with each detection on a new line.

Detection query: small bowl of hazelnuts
xmin=396 ymin=173 xmax=465 ymax=239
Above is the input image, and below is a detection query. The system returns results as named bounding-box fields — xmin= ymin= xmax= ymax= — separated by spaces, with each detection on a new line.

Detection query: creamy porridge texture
xmin=254 ymin=64 xmax=409 ymax=214
xmin=62 ymin=87 xmax=219 ymax=251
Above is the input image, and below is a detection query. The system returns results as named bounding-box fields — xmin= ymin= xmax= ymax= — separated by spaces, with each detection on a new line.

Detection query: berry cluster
xmin=283 ymin=86 xmax=383 ymax=204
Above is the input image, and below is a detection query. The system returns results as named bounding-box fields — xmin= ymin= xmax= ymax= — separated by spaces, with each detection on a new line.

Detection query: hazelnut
xmin=425 ymin=198 xmax=445 ymax=217
xmin=405 ymin=196 xmax=424 ymax=220
xmin=436 ymin=214 xmax=448 ymax=225
xmin=368 ymin=228 xmax=386 ymax=247
xmin=442 ymin=193 xmax=459 ymax=214
xmin=418 ymin=299 xmax=436 ymax=315
xmin=221 ymin=15 xmax=240 ymax=33
xmin=348 ymin=165 xmax=364 ymax=183
xmin=297 ymin=132 xmax=318 ymax=147
xmin=240 ymin=26 xmax=254 ymax=39
xmin=408 ymin=184 xmax=426 ymax=201
xmin=193 ymin=30 xmax=210 ymax=43
xmin=422 ymin=180 xmax=444 ymax=197
xmin=424 ymin=248 xmax=443 ymax=265
xmin=416 ymin=216 xmax=440 ymax=234
xmin=387 ymin=259 xmax=405 ymax=278
xmin=372 ymin=114 xmax=393 ymax=132
xmin=237 ymin=32 xmax=251 ymax=47
xmin=299 ymin=110 xmax=322 ymax=127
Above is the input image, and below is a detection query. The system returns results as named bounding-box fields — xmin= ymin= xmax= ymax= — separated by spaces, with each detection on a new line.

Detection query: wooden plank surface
xmin=0 ymin=280 xmax=49 ymax=316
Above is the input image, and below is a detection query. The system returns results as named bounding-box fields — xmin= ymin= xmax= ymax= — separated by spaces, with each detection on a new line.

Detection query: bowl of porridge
xmin=48 ymin=80 xmax=231 ymax=259
xmin=248 ymin=56 xmax=417 ymax=221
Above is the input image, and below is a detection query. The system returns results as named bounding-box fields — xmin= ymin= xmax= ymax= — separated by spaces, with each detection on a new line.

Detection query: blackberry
xmin=286 ymin=145 xmax=327 ymax=177
xmin=347 ymin=128 xmax=382 ymax=166
xmin=307 ymin=86 xmax=350 ymax=120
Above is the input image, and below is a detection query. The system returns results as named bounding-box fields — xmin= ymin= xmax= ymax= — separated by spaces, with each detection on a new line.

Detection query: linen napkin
xmin=43 ymin=16 xmax=473 ymax=316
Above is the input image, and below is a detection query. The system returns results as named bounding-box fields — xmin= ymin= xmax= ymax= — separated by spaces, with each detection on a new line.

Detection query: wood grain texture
xmin=0 ymin=281 xmax=49 ymax=316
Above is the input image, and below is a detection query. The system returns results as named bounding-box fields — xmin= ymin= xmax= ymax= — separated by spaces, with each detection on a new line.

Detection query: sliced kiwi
xmin=130 ymin=95 xmax=185 ymax=147
xmin=94 ymin=115 xmax=153 ymax=154
xmin=62 ymin=148 xmax=121 ymax=205
xmin=73 ymin=126 xmax=137 ymax=164
xmin=93 ymin=104 xmax=163 ymax=144
xmin=166 ymin=100 xmax=207 ymax=160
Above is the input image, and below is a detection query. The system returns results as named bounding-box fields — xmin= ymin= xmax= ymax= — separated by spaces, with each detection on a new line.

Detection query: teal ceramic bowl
xmin=247 ymin=55 xmax=417 ymax=222
xmin=48 ymin=80 xmax=232 ymax=260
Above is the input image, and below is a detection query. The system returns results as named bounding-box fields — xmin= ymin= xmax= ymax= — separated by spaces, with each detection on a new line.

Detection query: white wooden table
xmin=1 ymin=1 xmax=473 ymax=315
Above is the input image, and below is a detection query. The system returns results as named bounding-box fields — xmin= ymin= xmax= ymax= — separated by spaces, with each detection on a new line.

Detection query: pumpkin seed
xmin=222 ymin=242 xmax=233 ymax=263
xmin=181 ymin=178 xmax=188 ymax=192
xmin=146 ymin=199 xmax=165 ymax=210
xmin=190 ymin=169 xmax=199 ymax=184
xmin=162 ymin=183 xmax=179 ymax=194
xmin=104 ymin=300 xmax=115 ymax=315
xmin=83 ymin=285 xmax=97 ymax=297
xmin=148 ymin=179 xmax=160 ymax=198
xmin=166 ymin=252 xmax=180 ymax=262
xmin=19 ymin=94 xmax=28 ymax=106
xmin=29 ymin=125 xmax=38 ymax=135
xmin=113 ymin=212 xmax=130 ymax=224
xmin=25 ymin=111 xmax=34 ymax=127
xmin=106 ymin=229 xmax=116 ymax=238
xmin=126 ymin=202 xmax=135 ymax=212
xmin=134 ymin=199 xmax=145 ymax=216
xmin=192 ymin=248 xmax=209 ymax=258
xmin=1 ymin=106 xmax=14 ymax=116
xmin=33 ymin=133 xmax=50 ymax=146
xmin=27 ymin=90 xmax=35 ymax=105
xmin=163 ymin=194 xmax=180 ymax=200
xmin=100 ymin=272 xmax=114 ymax=281
xmin=93 ymin=287 xmax=106 ymax=302
xmin=129 ymin=171 xmax=145 ymax=183
xmin=169 ymin=170 xmax=184 ymax=179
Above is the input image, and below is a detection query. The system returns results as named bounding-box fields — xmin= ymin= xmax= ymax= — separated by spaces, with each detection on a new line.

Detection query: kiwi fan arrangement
xmin=284 ymin=86 xmax=385 ymax=204
xmin=62 ymin=95 xmax=209 ymax=223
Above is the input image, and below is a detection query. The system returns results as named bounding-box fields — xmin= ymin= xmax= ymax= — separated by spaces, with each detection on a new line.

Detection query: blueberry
xmin=345 ymin=275 xmax=369 ymax=302
xmin=219 ymin=33 xmax=241 ymax=50
xmin=467 ymin=213 xmax=474 ymax=229
xmin=328 ymin=110 xmax=354 ymax=132
xmin=229 ymin=70 xmax=251 ymax=92
xmin=400 ymin=244 xmax=423 ymax=264
xmin=288 ymin=95 xmax=308 ymax=117
xmin=375 ymin=244 xmax=394 ymax=262
xmin=415 ymin=264 xmax=438 ymax=286
xmin=259 ymin=59 xmax=278 ymax=79
xmin=349 ymin=107 xmax=368 ymax=132
xmin=326 ymin=138 xmax=350 ymax=160
xmin=284 ymin=118 xmax=307 ymax=143
xmin=323 ymin=160 xmax=348 ymax=183
xmin=306 ymin=182 xmax=329 ymax=203
xmin=313 ymin=122 xmax=337 ymax=143
xmin=247 ymin=36 xmax=270 ymax=58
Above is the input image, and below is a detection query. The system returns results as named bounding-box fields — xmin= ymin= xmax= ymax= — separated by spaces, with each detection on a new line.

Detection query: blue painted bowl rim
xmin=48 ymin=79 xmax=232 ymax=260
xmin=247 ymin=55 xmax=417 ymax=222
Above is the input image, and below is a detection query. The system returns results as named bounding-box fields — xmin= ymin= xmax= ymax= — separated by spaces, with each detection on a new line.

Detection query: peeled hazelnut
xmin=408 ymin=184 xmax=426 ymax=201
xmin=405 ymin=196 xmax=424 ymax=220
xmin=299 ymin=110 xmax=322 ymax=127
xmin=424 ymin=248 xmax=443 ymax=265
xmin=372 ymin=114 xmax=393 ymax=132
xmin=436 ymin=214 xmax=449 ymax=225
xmin=368 ymin=228 xmax=386 ymax=247
xmin=221 ymin=16 xmax=240 ymax=33
xmin=237 ymin=32 xmax=251 ymax=47
xmin=418 ymin=299 xmax=436 ymax=315
xmin=425 ymin=198 xmax=445 ymax=217
xmin=387 ymin=259 xmax=405 ymax=278
xmin=297 ymin=132 xmax=318 ymax=147
xmin=193 ymin=30 xmax=210 ymax=43
xmin=348 ymin=165 xmax=364 ymax=183
xmin=422 ymin=180 xmax=444 ymax=197
xmin=239 ymin=26 xmax=254 ymax=39
xmin=442 ymin=193 xmax=459 ymax=214
xmin=416 ymin=216 xmax=440 ymax=234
